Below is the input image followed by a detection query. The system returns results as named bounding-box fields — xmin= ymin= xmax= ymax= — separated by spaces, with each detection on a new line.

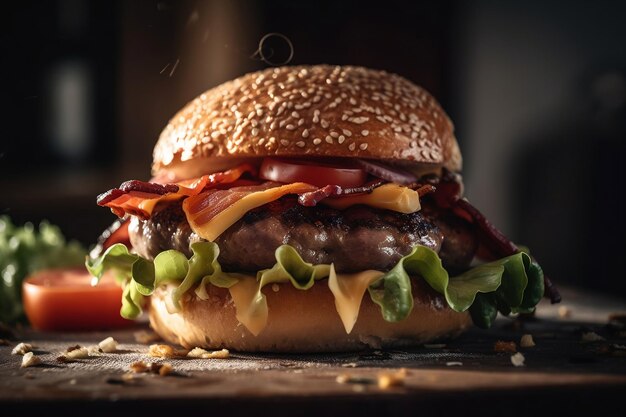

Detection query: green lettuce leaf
xmin=367 ymin=246 xmax=544 ymax=327
xmin=1 ymin=216 xmax=86 ymax=324
xmin=86 ymin=240 xmax=544 ymax=328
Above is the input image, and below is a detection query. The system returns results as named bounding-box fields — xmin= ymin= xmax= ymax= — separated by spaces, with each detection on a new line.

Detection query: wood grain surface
xmin=1 ymin=286 xmax=625 ymax=416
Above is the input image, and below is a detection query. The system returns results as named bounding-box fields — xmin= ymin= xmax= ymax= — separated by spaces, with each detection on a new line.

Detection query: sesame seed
xmin=251 ymin=119 xmax=258 ymax=127
xmin=338 ymin=136 xmax=345 ymax=144
xmin=321 ymin=119 xmax=329 ymax=128
xmin=302 ymin=129 xmax=310 ymax=138
xmin=292 ymin=111 xmax=300 ymax=118
xmin=296 ymin=141 xmax=305 ymax=148
xmin=359 ymin=143 xmax=368 ymax=150
xmin=248 ymin=111 xmax=255 ymax=119
xmin=361 ymin=130 xmax=369 ymax=136
xmin=313 ymin=116 xmax=319 ymax=123
xmin=297 ymin=119 xmax=305 ymax=126
xmin=251 ymin=128 xmax=259 ymax=136
xmin=286 ymin=124 xmax=296 ymax=130
xmin=341 ymin=114 xmax=348 ymax=121
xmin=342 ymin=129 xmax=352 ymax=137
xmin=325 ymin=136 xmax=334 ymax=144
xmin=313 ymin=138 xmax=322 ymax=145
xmin=280 ymin=139 xmax=290 ymax=146
xmin=348 ymin=142 xmax=356 ymax=151
xmin=330 ymin=131 xmax=339 ymax=138
xmin=211 ymin=131 xmax=221 ymax=138
xmin=349 ymin=98 xmax=357 ymax=105
xmin=258 ymin=138 xmax=265 ymax=145
xmin=349 ymin=116 xmax=369 ymax=124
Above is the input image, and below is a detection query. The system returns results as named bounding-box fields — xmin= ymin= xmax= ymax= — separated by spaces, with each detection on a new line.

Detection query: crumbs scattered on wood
xmin=520 ymin=334 xmax=536 ymax=348
xmin=149 ymin=344 xmax=187 ymax=358
xmin=12 ymin=343 xmax=34 ymax=355
xmin=130 ymin=361 xmax=173 ymax=376
xmin=510 ymin=352 xmax=525 ymax=367
xmin=187 ymin=347 xmax=230 ymax=359
xmin=21 ymin=352 xmax=41 ymax=368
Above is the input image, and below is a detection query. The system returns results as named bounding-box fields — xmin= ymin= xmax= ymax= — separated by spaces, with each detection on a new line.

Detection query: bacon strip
xmin=97 ymin=164 xmax=256 ymax=219
xmin=183 ymin=182 xmax=318 ymax=241
xmin=298 ymin=180 xmax=386 ymax=207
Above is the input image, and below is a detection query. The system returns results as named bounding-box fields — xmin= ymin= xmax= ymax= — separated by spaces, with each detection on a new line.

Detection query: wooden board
xmin=1 ymin=286 xmax=625 ymax=416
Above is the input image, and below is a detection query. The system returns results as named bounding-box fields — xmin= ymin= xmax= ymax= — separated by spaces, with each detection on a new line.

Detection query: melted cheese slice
xmin=185 ymin=182 xmax=316 ymax=242
xmin=328 ymin=265 xmax=384 ymax=333
xmin=228 ymin=276 xmax=268 ymax=336
xmin=321 ymin=184 xmax=420 ymax=213
xmin=225 ymin=267 xmax=386 ymax=336
xmin=186 ymin=183 xmax=421 ymax=243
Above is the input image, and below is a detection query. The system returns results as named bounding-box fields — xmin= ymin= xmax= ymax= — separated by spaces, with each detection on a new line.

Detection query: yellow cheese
xmin=228 ymin=275 xmax=268 ymax=336
xmin=321 ymin=183 xmax=420 ymax=213
xmin=185 ymin=183 xmax=420 ymax=242
xmin=139 ymin=193 xmax=183 ymax=216
xmin=328 ymin=265 xmax=384 ymax=333
xmin=184 ymin=182 xmax=315 ymax=242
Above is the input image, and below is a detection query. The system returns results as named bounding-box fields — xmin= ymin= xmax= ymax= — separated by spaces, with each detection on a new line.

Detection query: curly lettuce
xmin=86 ymin=242 xmax=543 ymax=330
xmin=0 ymin=216 xmax=86 ymax=324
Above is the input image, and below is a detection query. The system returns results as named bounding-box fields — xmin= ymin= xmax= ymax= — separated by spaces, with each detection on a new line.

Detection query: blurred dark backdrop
xmin=1 ymin=0 xmax=624 ymax=294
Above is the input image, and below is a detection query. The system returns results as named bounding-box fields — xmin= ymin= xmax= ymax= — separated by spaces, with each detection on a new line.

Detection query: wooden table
xmin=2 ymin=286 xmax=625 ymax=416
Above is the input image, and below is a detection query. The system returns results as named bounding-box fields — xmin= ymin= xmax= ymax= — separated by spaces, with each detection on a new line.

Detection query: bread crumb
xmin=98 ymin=337 xmax=118 ymax=353
xmin=520 ymin=334 xmax=536 ymax=348
xmin=130 ymin=360 xmax=173 ymax=376
xmin=494 ymin=340 xmax=517 ymax=353
xmin=149 ymin=344 xmax=187 ymax=358
xmin=377 ymin=368 xmax=407 ymax=389
xmin=558 ymin=306 xmax=571 ymax=318
xmin=581 ymin=331 xmax=605 ymax=343
xmin=187 ymin=347 xmax=230 ymax=359
xmin=130 ymin=361 xmax=149 ymax=373
xmin=134 ymin=330 xmax=161 ymax=344
xmin=12 ymin=343 xmax=33 ymax=355
xmin=21 ymin=352 xmax=41 ymax=368
xmin=66 ymin=346 xmax=89 ymax=359
xmin=158 ymin=362 xmax=173 ymax=376
xmin=511 ymin=352 xmax=525 ymax=367
xmin=446 ymin=361 xmax=463 ymax=366
xmin=86 ymin=345 xmax=103 ymax=355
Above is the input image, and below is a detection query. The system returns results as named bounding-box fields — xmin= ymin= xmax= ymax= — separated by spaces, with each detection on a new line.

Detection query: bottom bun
xmin=149 ymin=278 xmax=472 ymax=352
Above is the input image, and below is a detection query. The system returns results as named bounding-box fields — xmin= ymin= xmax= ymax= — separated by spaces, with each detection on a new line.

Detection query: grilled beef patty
xmin=128 ymin=198 xmax=452 ymax=273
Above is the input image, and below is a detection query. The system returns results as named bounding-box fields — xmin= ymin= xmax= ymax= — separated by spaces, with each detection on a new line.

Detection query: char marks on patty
xmin=128 ymin=198 xmax=445 ymax=273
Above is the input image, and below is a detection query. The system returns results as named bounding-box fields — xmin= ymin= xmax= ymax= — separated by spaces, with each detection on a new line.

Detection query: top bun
xmin=153 ymin=65 xmax=461 ymax=178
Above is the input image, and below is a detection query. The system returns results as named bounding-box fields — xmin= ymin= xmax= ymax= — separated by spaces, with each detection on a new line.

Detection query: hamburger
xmin=87 ymin=65 xmax=557 ymax=352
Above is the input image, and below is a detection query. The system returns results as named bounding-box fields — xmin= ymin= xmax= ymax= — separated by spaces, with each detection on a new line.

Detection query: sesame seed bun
xmin=149 ymin=278 xmax=471 ymax=352
xmin=152 ymin=65 xmax=462 ymax=179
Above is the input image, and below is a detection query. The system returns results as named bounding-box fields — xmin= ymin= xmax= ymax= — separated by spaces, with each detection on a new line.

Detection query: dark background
xmin=1 ymin=0 xmax=624 ymax=294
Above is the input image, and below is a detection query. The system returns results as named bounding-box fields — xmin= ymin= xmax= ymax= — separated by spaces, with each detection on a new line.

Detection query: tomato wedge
xmin=259 ymin=158 xmax=367 ymax=188
xmin=23 ymin=268 xmax=132 ymax=331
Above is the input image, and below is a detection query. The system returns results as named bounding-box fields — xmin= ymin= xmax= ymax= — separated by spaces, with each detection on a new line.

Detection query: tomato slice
xmin=259 ymin=158 xmax=367 ymax=188
xmin=23 ymin=268 xmax=132 ymax=331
